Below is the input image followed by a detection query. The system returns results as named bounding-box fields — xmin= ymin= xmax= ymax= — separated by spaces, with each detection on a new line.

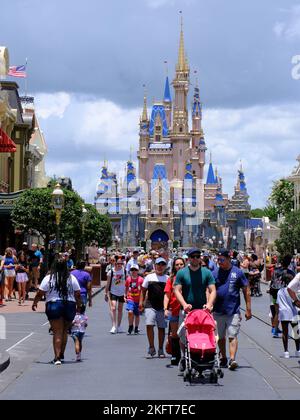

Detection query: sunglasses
xmin=130 ymin=269 xmax=139 ymax=272
xmin=218 ymin=258 xmax=226 ymax=263
xmin=190 ymin=255 xmax=201 ymax=259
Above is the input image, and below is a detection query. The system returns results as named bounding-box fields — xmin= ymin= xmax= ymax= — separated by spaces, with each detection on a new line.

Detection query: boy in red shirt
xmin=125 ymin=265 xmax=144 ymax=335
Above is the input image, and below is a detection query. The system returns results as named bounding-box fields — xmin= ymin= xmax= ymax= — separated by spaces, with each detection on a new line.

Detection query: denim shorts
xmin=46 ymin=300 xmax=76 ymax=322
xmin=168 ymin=314 xmax=179 ymax=323
xmin=71 ymin=331 xmax=85 ymax=341
xmin=126 ymin=300 xmax=140 ymax=316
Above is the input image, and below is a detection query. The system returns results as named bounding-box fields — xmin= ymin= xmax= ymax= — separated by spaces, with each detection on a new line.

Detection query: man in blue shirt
xmin=213 ymin=250 xmax=252 ymax=371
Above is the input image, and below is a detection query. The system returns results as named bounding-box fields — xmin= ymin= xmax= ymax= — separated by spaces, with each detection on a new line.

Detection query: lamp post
xmin=52 ymin=184 xmax=64 ymax=254
xmin=81 ymin=204 xmax=88 ymax=259
xmin=232 ymin=235 xmax=237 ymax=250
xmin=212 ymin=235 xmax=216 ymax=249
xmin=218 ymin=240 xmax=222 ymax=249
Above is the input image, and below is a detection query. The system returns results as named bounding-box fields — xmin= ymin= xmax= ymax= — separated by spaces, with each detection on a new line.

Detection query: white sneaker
xmin=117 ymin=326 xmax=123 ymax=334
xmin=110 ymin=326 xmax=117 ymax=334
xmin=295 ymin=351 xmax=300 ymax=358
xmin=284 ymin=352 xmax=290 ymax=359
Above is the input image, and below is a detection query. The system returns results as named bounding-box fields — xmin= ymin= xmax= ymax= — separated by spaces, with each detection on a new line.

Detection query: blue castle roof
xmin=206 ymin=162 xmax=217 ymax=185
xmin=149 ymin=105 xmax=169 ymax=137
xmin=164 ymin=77 xmax=172 ymax=102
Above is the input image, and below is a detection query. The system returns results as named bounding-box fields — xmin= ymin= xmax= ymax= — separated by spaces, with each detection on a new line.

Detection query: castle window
xmin=155 ymin=135 xmax=161 ymax=142
xmin=155 ymin=126 xmax=161 ymax=133
xmin=180 ymin=150 xmax=182 ymax=156
xmin=180 ymin=127 xmax=183 ymax=133
xmin=174 ymin=170 xmax=177 ymax=177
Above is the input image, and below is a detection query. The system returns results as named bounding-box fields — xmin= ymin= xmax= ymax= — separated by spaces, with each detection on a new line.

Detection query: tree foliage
xmin=275 ymin=210 xmax=300 ymax=256
xmin=83 ymin=204 xmax=112 ymax=248
xmin=11 ymin=188 xmax=112 ymax=249
xmin=269 ymin=179 xmax=294 ymax=218
xmin=250 ymin=205 xmax=277 ymax=222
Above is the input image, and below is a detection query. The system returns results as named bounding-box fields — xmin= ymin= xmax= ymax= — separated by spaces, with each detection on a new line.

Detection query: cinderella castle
xmin=95 ymin=21 xmax=251 ymax=250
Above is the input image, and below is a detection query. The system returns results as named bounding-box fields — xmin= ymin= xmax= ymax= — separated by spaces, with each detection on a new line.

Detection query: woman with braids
xmin=164 ymin=257 xmax=185 ymax=365
xmin=32 ymin=254 xmax=82 ymax=365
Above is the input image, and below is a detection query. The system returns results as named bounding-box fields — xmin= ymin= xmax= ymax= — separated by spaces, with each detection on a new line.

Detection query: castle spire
xmin=141 ymin=87 xmax=148 ymax=122
xmin=164 ymin=76 xmax=171 ymax=102
xmin=177 ymin=12 xmax=189 ymax=72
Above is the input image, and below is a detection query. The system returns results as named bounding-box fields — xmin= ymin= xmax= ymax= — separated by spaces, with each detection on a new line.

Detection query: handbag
xmin=0 ymin=270 xmax=5 ymax=285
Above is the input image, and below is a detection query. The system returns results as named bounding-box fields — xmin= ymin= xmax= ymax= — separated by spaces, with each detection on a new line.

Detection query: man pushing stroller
xmin=174 ymin=248 xmax=217 ymax=372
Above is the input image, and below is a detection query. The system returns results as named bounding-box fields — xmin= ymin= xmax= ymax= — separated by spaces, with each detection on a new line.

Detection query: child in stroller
xmin=181 ymin=309 xmax=224 ymax=384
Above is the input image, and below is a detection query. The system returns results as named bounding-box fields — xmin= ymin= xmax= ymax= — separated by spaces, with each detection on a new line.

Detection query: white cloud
xmin=145 ymin=0 xmax=195 ymax=9
xmin=35 ymin=92 xmax=71 ymax=119
xmin=37 ymin=92 xmax=300 ymax=208
xmin=273 ymin=5 xmax=300 ymax=41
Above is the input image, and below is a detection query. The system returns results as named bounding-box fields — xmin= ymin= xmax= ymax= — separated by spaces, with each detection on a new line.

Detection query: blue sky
xmin=2 ymin=0 xmax=300 ymax=207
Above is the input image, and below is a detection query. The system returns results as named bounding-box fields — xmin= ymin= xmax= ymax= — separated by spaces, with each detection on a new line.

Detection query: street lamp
xmin=232 ymin=235 xmax=237 ymax=250
xmin=218 ymin=240 xmax=222 ymax=249
xmin=52 ymin=183 xmax=64 ymax=253
xmin=212 ymin=236 xmax=216 ymax=248
xmin=81 ymin=204 xmax=88 ymax=259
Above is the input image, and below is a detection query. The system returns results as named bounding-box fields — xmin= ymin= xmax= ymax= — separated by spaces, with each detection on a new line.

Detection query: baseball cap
xmin=22 ymin=242 xmax=28 ymax=246
xmin=218 ymin=249 xmax=230 ymax=258
xmin=130 ymin=264 xmax=139 ymax=271
xmin=155 ymin=257 xmax=167 ymax=265
xmin=187 ymin=248 xmax=201 ymax=257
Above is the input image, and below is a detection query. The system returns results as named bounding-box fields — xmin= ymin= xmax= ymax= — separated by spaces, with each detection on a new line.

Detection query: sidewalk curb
xmin=92 ymin=287 xmax=105 ymax=298
xmin=0 ymin=351 xmax=10 ymax=374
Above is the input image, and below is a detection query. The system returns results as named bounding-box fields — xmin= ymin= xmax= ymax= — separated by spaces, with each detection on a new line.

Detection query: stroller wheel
xmin=209 ymin=372 xmax=218 ymax=384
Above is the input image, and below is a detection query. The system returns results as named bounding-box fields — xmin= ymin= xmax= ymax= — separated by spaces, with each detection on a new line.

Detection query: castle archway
xmin=150 ymin=229 xmax=169 ymax=250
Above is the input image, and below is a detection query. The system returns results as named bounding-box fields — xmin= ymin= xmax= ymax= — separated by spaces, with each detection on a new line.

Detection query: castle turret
xmin=163 ymin=76 xmax=172 ymax=129
xmin=172 ymin=16 xmax=189 ymax=136
xmin=138 ymin=91 xmax=150 ymax=180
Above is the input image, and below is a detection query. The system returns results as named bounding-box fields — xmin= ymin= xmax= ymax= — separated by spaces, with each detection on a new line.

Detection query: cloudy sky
xmin=2 ymin=0 xmax=300 ymax=207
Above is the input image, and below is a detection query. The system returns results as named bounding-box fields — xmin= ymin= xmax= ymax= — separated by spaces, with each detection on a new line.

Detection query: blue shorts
xmin=168 ymin=314 xmax=179 ymax=323
xmin=46 ymin=301 xmax=76 ymax=322
xmin=80 ymin=294 xmax=87 ymax=305
xmin=126 ymin=301 xmax=140 ymax=316
xmin=71 ymin=331 xmax=85 ymax=341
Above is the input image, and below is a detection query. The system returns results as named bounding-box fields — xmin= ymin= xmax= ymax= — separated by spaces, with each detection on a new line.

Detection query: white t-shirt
xmin=142 ymin=272 xmax=168 ymax=289
xmin=109 ymin=268 xmax=126 ymax=297
xmin=126 ymin=258 xmax=139 ymax=274
xmin=288 ymin=273 xmax=300 ymax=300
xmin=277 ymin=288 xmax=298 ymax=322
xmin=39 ymin=274 xmax=80 ymax=303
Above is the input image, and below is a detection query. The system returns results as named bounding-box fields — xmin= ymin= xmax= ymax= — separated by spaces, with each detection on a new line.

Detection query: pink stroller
xmin=183 ymin=309 xmax=224 ymax=384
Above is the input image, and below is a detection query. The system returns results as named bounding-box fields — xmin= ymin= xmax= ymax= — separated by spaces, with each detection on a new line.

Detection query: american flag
xmin=8 ymin=65 xmax=27 ymax=78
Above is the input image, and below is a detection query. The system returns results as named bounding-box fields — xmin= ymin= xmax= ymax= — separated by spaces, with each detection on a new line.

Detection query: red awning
xmin=0 ymin=127 xmax=17 ymax=153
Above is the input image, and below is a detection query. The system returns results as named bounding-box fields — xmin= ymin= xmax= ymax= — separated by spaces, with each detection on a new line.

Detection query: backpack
xmin=270 ymin=268 xmax=293 ymax=298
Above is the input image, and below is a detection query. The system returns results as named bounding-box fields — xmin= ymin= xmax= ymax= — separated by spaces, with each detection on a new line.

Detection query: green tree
xmin=250 ymin=208 xmax=265 ymax=218
xmin=11 ymin=188 xmax=112 ymax=265
xmin=269 ymin=179 xmax=294 ymax=218
xmin=83 ymin=204 xmax=112 ymax=248
xmin=275 ymin=210 xmax=300 ymax=256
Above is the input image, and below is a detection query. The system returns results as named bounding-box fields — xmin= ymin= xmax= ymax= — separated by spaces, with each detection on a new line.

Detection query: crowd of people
xmin=102 ymin=246 xmax=300 ymax=371
xmin=2 ymin=240 xmax=300 ymax=369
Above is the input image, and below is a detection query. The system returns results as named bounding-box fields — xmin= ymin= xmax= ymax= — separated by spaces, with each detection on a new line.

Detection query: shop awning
xmin=0 ymin=128 xmax=16 ymax=153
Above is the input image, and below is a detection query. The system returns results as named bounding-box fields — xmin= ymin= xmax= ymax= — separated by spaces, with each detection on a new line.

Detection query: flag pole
xmin=25 ymin=57 xmax=28 ymax=97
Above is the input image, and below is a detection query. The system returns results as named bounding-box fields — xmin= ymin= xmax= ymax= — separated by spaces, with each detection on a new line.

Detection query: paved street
xmin=0 ymin=285 xmax=300 ymax=400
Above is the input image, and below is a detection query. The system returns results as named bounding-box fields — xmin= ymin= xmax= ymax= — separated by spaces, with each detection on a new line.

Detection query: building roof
xmin=163 ymin=77 xmax=171 ymax=102
xmin=206 ymin=162 xmax=217 ymax=185
xmin=149 ymin=104 xmax=169 ymax=137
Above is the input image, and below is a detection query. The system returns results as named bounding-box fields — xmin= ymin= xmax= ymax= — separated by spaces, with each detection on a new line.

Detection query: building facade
xmin=0 ymin=48 xmax=48 ymax=252
xmin=288 ymin=155 xmax=300 ymax=211
xmin=95 ymin=25 xmax=251 ymax=250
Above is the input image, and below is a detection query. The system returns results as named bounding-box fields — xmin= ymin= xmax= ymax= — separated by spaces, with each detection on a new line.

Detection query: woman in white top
xmin=32 ymin=255 xmax=82 ymax=365
xmin=105 ymin=258 xmax=126 ymax=334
